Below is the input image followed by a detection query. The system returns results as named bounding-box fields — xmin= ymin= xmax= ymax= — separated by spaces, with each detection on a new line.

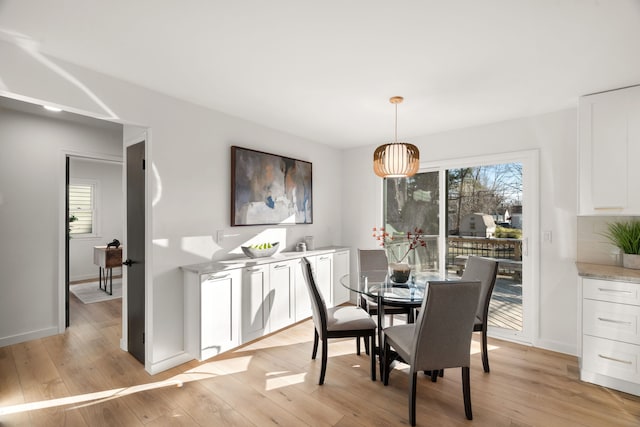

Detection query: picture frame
xmin=231 ymin=146 xmax=313 ymax=226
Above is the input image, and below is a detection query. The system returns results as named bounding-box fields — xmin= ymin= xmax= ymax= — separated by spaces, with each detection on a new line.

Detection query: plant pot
xmin=622 ymin=253 xmax=640 ymax=270
xmin=389 ymin=262 xmax=412 ymax=284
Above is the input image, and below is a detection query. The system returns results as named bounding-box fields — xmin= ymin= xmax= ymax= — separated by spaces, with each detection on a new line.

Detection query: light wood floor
xmin=1 ymin=296 xmax=640 ymax=426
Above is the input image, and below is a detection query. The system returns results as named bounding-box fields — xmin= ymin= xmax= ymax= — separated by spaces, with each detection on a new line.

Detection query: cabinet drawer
xmin=583 ymin=278 xmax=640 ymax=305
xmin=582 ymin=335 xmax=640 ymax=383
xmin=583 ymin=299 xmax=640 ymax=345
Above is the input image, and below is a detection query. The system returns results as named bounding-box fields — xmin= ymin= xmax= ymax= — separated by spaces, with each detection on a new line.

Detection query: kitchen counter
xmin=576 ymin=262 xmax=640 ymax=284
xmin=181 ymin=246 xmax=349 ymax=274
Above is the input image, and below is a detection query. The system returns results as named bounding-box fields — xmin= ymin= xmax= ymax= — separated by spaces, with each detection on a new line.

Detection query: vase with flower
xmin=372 ymin=226 xmax=426 ymax=283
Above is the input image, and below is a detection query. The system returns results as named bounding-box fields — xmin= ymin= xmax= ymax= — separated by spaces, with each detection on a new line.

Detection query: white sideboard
xmin=578 ymin=85 xmax=640 ymax=215
xmin=577 ymin=263 xmax=640 ymax=396
xmin=182 ymin=247 xmax=350 ymax=361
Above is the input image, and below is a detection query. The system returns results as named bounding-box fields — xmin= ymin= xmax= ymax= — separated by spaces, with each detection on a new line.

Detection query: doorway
xmin=65 ymin=156 xmax=124 ymax=326
xmin=383 ymin=150 xmax=539 ymax=345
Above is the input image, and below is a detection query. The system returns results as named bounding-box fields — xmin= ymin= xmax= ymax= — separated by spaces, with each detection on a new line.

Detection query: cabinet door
xmin=200 ymin=269 xmax=241 ymax=360
xmin=578 ymin=86 xmax=640 ymax=214
xmin=316 ymin=254 xmax=333 ymax=307
xmin=294 ymin=256 xmax=313 ymax=321
xmin=332 ymin=250 xmax=350 ymax=306
xmin=269 ymin=260 xmax=296 ymax=332
xmin=241 ymin=265 xmax=270 ymax=342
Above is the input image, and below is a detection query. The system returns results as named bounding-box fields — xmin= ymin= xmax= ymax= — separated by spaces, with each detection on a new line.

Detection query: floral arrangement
xmin=372 ymin=226 xmax=426 ymax=263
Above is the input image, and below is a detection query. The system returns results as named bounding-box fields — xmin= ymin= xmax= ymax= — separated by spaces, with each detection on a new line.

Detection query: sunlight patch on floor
xmin=265 ymin=371 xmax=306 ymax=391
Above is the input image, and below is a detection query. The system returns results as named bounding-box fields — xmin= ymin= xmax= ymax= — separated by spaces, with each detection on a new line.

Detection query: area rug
xmin=70 ymin=280 xmax=122 ymax=304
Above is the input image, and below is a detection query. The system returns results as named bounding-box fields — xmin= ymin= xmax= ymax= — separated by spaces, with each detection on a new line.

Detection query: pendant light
xmin=373 ymin=96 xmax=420 ymax=178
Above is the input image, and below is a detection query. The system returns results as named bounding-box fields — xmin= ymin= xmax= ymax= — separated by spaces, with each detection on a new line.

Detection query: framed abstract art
xmin=231 ymin=146 xmax=313 ymax=226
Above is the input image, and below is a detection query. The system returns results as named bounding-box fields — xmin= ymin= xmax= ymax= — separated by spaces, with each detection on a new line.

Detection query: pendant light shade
xmin=373 ymin=96 xmax=420 ymax=178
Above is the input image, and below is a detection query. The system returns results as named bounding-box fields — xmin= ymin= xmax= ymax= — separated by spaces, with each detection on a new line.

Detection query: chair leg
xmin=319 ymin=337 xmax=328 ymax=385
xmin=312 ymin=329 xmax=319 ymax=360
xmin=364 ymin=335 xmax=370 ymax=355
xmin=370 ymin=334 xmax=376 ymax=381
xmin=356 ymin=337 xmax=361 ymax=355
xmin=481 ymin=329 xmax=490 ymax=373
xmin=462 ymin=367 xmax=473 ymax=420
xmin=383 ymin=340 xmax=390 ymax=385
xmin=430 ymin=370 xmax=438 ymax=382
xmin=409 ymin=372 xmax=418 ymax=426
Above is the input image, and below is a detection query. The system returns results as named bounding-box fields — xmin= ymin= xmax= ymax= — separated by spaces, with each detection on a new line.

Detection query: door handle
xmin=123 ymin=259 xmax=135 ymax=267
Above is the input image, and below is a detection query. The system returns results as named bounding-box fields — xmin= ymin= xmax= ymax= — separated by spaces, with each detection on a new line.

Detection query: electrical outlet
xmin=216 ymin=230 xmax=224 ymax=243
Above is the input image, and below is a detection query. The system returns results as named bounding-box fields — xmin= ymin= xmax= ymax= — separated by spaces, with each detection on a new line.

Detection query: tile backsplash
xmin=577 ymin=216 xmax=640 ymax=265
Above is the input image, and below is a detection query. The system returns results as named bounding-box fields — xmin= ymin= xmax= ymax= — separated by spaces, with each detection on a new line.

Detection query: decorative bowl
xmin=241 ymin=242 xmax=280 ymax=258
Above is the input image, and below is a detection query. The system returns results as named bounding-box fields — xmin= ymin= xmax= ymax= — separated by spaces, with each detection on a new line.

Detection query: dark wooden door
xmin=126 ymin=141 xmax=145 ymax=363
xmin=65 ymin=156 xmax=70 ymax=327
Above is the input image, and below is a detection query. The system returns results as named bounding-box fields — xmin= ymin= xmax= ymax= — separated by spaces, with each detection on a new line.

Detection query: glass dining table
xmin=340 ymin=271 xmax=442 ymax=379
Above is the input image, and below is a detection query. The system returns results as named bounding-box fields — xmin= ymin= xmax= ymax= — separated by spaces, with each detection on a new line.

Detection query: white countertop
xmin=181 ymin=246 xmax=349 ymax=274
xmin=576 ymin=262 xmax=640 ymax=284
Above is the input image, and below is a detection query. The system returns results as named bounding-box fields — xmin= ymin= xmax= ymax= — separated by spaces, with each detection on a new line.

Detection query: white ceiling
xmin=1 ymin=0 xmax=640 ymax=148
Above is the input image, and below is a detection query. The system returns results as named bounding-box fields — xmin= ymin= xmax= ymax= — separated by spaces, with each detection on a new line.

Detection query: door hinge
xmin=142 ymin=332 xmax=145 ymax=344
xmin=142 ymin=159 xmax=146 ymax=170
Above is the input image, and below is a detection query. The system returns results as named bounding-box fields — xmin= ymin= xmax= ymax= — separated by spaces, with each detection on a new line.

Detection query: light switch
xmin=543 ymin=231 xmax=552 ymax=243
xmin=216 ymin=230 xmax=224 ymax=243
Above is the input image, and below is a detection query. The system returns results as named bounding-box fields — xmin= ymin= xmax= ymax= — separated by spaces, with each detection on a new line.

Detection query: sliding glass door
xmin=383 ymin=150 xmax=538 ymax=344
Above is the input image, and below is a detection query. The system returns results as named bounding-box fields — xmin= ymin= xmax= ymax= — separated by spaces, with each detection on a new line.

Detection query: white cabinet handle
xmin=598 ymin=354 xmax=633 ymax=365
xmin=246 ymin=267 xmax=262 ymax=272
xmin=273 ymin=264 xmax=288 ymax=269
xmin=597 ymin=288 xmax=632 ymax=294
xmin=597 ymin=317 xmax=632 ymax=326
xmin=319 ymin=256 xmax=329 ymax=260
xmin=207 ymin=273 xmax=229 ymax=280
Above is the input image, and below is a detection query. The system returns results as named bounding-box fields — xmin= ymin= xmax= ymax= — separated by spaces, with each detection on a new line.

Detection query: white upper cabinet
xmin=578 ymin=85 xmax=640 ymax=215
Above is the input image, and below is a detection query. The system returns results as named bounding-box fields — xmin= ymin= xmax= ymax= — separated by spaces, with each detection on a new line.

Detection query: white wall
xmin=577 ymin=215 xmax=640 ymax=265
xmin=0 ymin=39 xmax=344 ymax=372
xmin=0 ymin=105 xmax=122 ymax=346
xmin=342 ymin=109 xmax=579 ymax=355
xmin=69 ymin=157 xmax=123 ymax=281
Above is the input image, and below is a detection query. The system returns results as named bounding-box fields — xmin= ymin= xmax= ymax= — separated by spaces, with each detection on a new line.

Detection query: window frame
xmin=68 ymin=178 xmax=99 ymax=238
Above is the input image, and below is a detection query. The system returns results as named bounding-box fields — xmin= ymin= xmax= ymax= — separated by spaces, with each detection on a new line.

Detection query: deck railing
xmin=446 ymin=236 xmax=522 ymax=264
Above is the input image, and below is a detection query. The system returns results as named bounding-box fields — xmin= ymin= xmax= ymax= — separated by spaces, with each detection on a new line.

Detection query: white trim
xmin=147 ymin=352 xmax=193 ymax=376
xmin=0 ymin=327 xmax=59 ymax=348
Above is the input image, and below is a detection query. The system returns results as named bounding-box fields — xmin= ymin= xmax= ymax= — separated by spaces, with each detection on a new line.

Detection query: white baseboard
xmin=0 ymin=327 xmax=58 ymax=347
xmin=70 ymin=273 xmax=100 ymax=282
xmin=146 ymin=351 xmax=194 ymax=375
xmin=534 ymin=338 xmax=577 ymax=356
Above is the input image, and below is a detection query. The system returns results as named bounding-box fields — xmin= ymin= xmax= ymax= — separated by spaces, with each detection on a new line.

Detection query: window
xmin=69 ymin=181 xmax=97 ymax=236
xmin=383 ymin=171 xmax=440 ymax=272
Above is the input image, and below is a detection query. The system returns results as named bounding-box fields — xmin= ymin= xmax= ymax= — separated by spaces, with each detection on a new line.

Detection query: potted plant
xmin=372 ymin=226 xmax=426 ymax=283
xmin=603 ymin=220 xmax=640 ymax=269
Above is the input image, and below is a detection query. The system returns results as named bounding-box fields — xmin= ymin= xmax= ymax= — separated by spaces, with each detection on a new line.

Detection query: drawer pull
xmin=273 ymin=264 xmax=288 ymax=269
xmin=320 ymin=256 xmax=329 ymax=260
xmin=597 ymin=317 xmax=632 ymax=326
xmin=208 ymin=273 xmax=229 ymax=280
xmin=598 ymin=354 xmax=633 ymax=365
xmin=246 ymin=268 xmax=262 ymax=272
xmin=597 ymin=288 xmax=633 ymax=294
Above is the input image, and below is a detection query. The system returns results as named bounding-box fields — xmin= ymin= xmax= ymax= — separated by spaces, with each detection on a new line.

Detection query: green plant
xmin=495 ymin=226 xmax=522 ymax=239
xmin=603 ymin=220 xmax=640 ymax=255
xmin=372 ymin=226 xmax=426 ymax=263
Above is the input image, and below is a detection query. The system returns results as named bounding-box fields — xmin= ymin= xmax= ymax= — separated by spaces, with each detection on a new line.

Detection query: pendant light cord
xmin=394 ymin=103 xmax=398 ymax=143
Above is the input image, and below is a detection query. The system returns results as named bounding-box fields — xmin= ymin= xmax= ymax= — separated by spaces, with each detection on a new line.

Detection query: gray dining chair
xmin=300 ymin=257 xmax=377 ymax=385
xmin=357 ymin=249 xmax=413 ymax=323
xmin=383 ymin=280 xmax=481 ymax=425
xmin=461 ymin=256 xmax=499 ymax=373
